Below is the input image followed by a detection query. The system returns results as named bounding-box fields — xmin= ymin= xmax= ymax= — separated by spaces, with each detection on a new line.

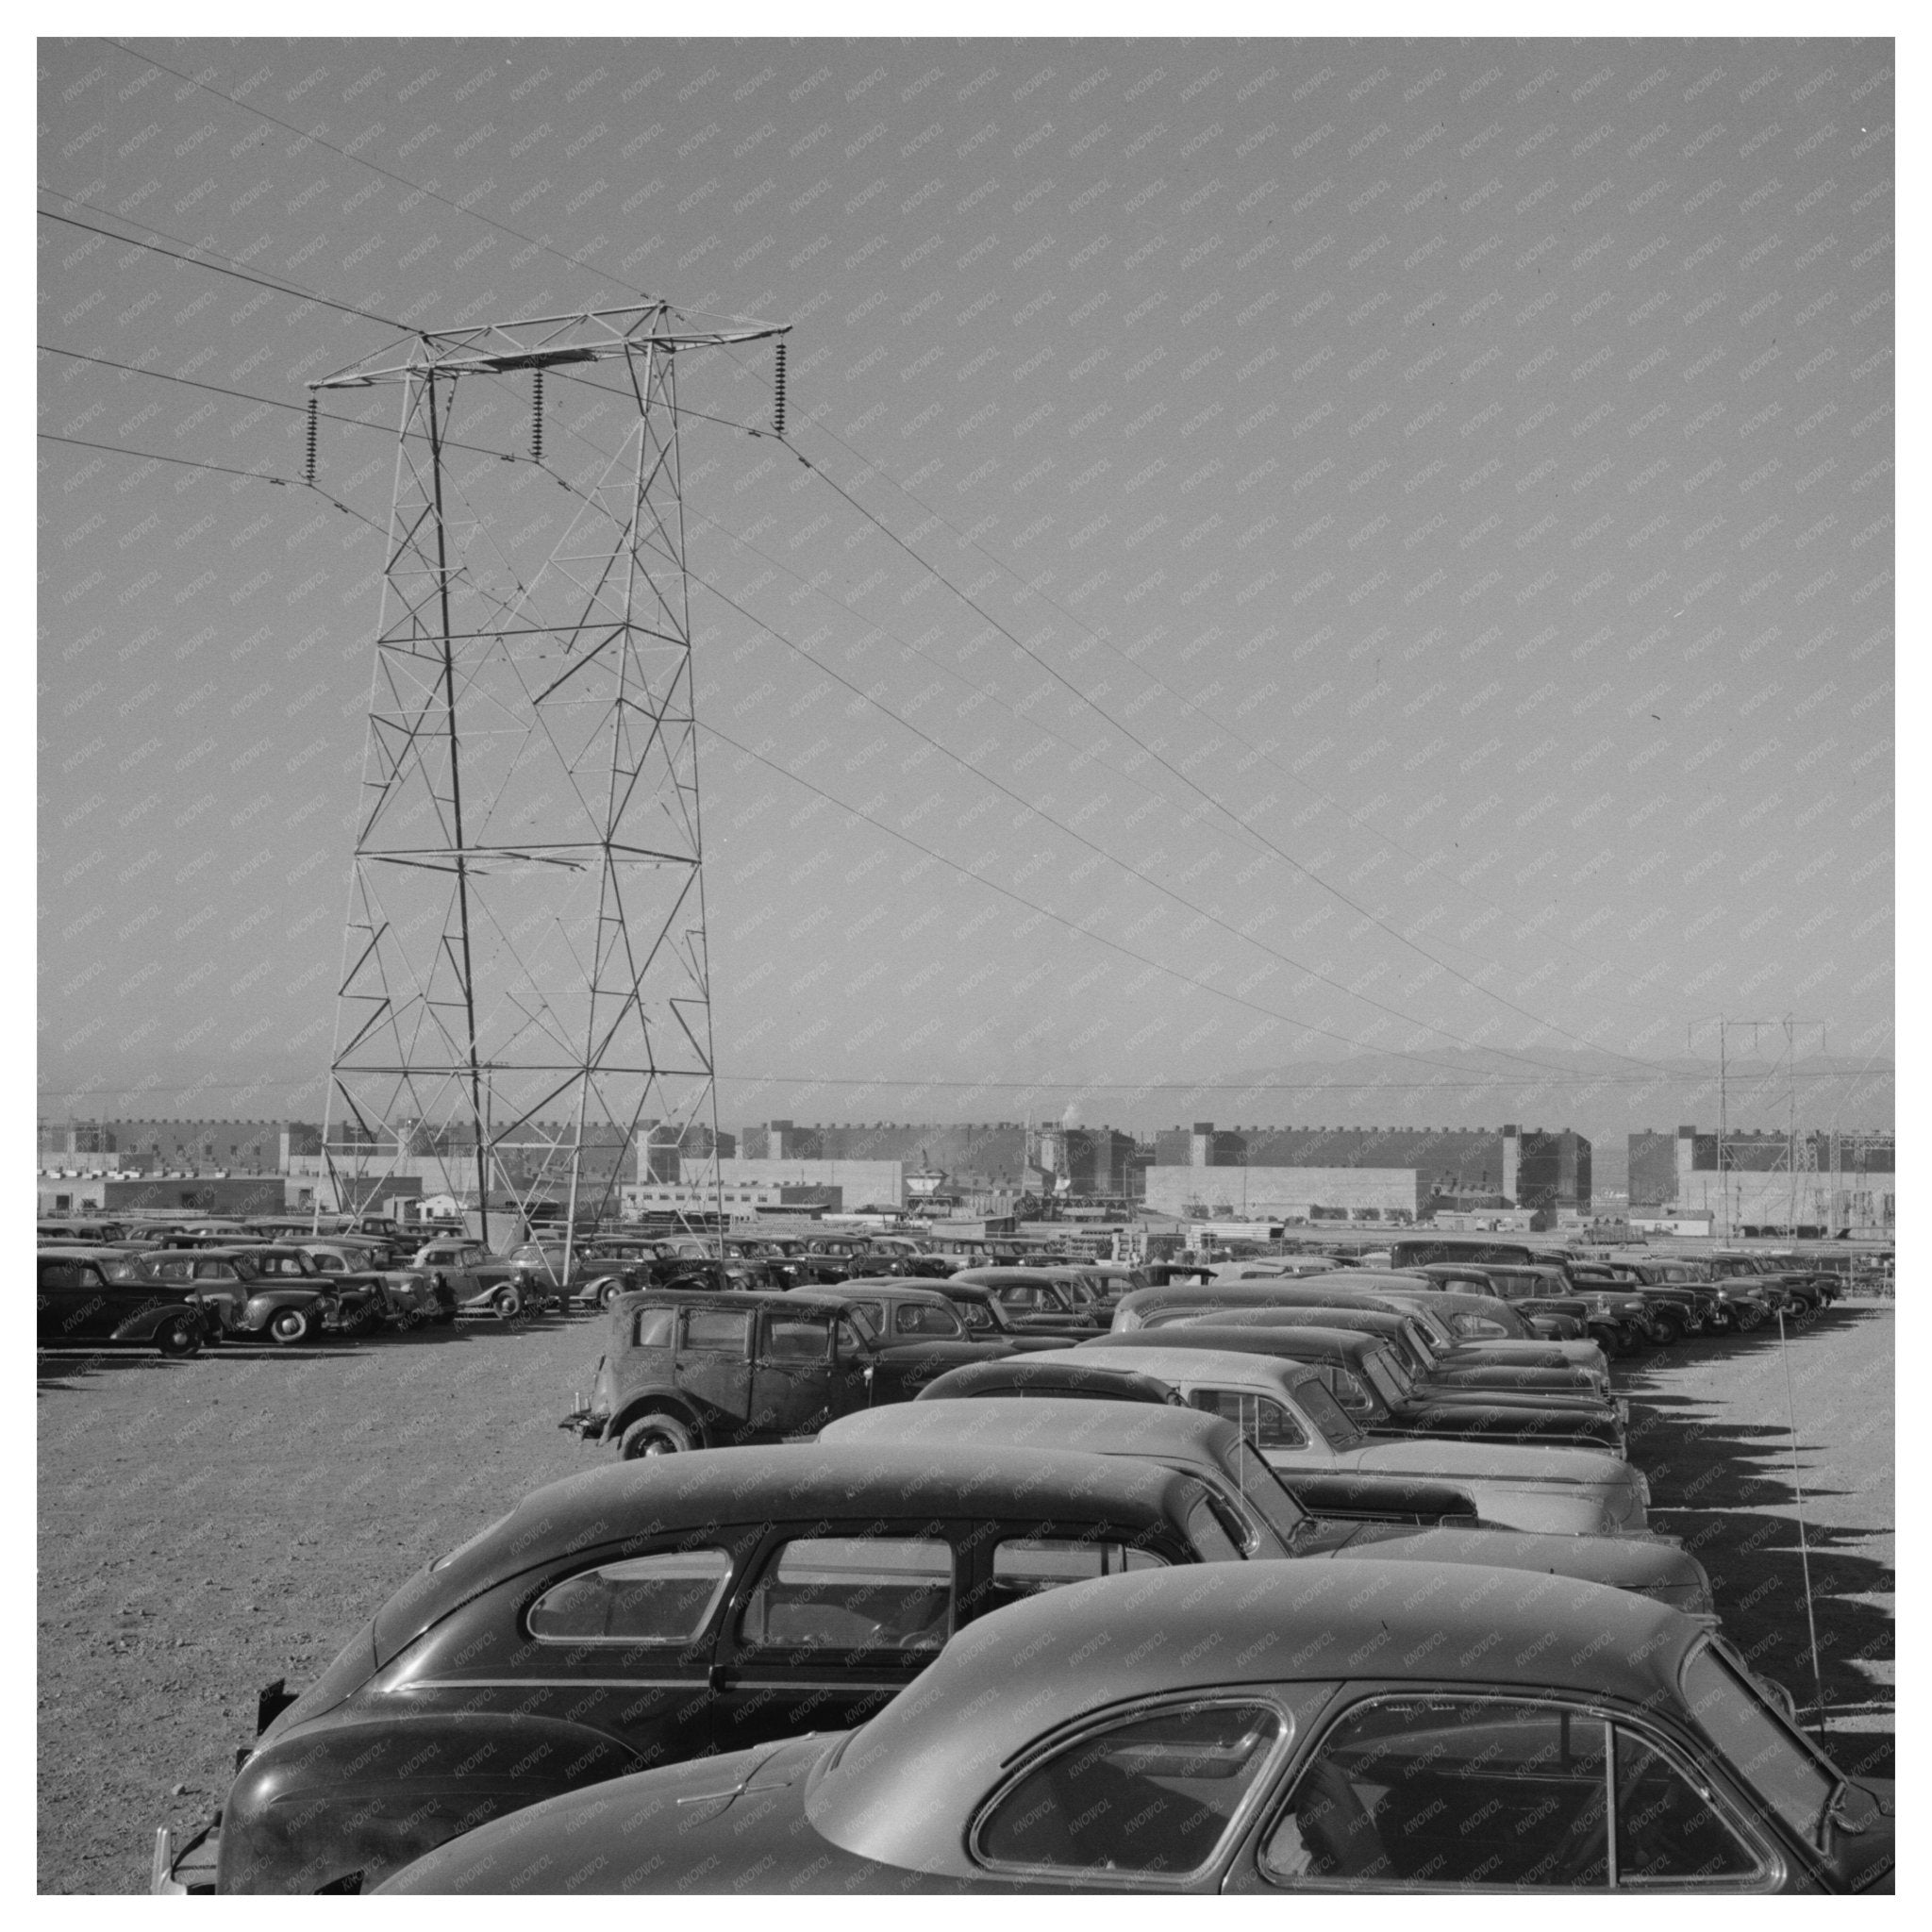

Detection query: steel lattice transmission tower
xmin=311 ymin=303 xmax=786 ymax=1257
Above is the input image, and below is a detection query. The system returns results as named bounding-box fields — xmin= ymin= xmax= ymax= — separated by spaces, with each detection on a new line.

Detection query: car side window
xmin=737 ymin=1537 xmax=953 ymax=1653
xmin=846 ymin=1300 xmax=884 ymax=1333
xmin=894 ymin=1303 xmax=962 ymax=1338
xmin=308 ymin=1254 xmax=343 ymax=1272
xmin=975 ymin=1700 xmax=1286 ymax=1878
xmin=1613 ymin=1730 xmax=1761 ymax=1883
xmin=40 ymin=1261 xmax=89 ymax=1289
xmin=1186 ymin=1390 xmax=1309 ymax=1451
xmin=760 ymin=1310 xmax=833 ymax=1362
xmin=681 ymin=1308 xmax=751 ymax=1354
xmin=525 ymin=1551 xmax=732 ymax=1643
xmin=1263 ymin=1696 xmax=1623 ymax=1889
xmin=192 ymin=1260 xmax=233 ymax=1282
xmin=954 ymin=1300 xmax=994 ymax=1333
xmin=990 ymin=1536 xmax=1166 ymax=1601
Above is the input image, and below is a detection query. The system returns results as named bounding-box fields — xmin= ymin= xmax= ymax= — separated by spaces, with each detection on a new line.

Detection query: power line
xmin=36 ymin=430 xmax=386 ymax=534
xmin=779 ymin=419 xmax=1684 ymax=1074
xmin=37 ymin=206 xmax=405 ymax=332
xmin=38 ymin=341 xmax=519 ymax=467
xmin=781 ymin=377 xmax=1691 ymax=1030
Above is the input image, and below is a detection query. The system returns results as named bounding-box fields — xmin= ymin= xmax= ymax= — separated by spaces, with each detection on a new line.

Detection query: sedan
xmin=379 ymin=1562 xmax=1892 ymax=1893
xmin=152 ymin=1443 xmax=1274 ymax=1894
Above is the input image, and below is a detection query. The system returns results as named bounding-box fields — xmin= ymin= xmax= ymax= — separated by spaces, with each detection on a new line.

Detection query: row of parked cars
xmin=34 ymin=1216 xmax=1002 ymax=1360
xmin=153 ymin=1237 xmax=1889 ymax=1893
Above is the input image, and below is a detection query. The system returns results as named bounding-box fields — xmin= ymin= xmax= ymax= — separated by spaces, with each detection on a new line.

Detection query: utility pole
xmin=311 ymin=303 xmax=787 ymax=1273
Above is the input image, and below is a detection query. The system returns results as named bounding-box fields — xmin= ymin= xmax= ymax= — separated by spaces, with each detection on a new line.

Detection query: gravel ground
xmin=37 ymin=1294 xmax=1893 ymax=1893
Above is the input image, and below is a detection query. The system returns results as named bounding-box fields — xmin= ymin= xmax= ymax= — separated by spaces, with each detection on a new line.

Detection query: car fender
xmin=605 ymin=1388 xmax=711 ymax=1445
xmin=215 ymin=1708 xmax=645 ymax=1894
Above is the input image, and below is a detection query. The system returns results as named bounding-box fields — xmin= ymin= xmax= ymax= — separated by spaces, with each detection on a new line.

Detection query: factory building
xmin=1141 ymin=1123 xmax=1590 ymax=1225
xmin=1628 ymin=1125 xmax=1895 ymax=1236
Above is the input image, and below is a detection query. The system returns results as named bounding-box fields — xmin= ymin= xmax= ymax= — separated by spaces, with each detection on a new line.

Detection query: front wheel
xmin=156 ymin=1317 xmax=200 ymax=1358
xmin=491 ymin=1286 xmax=524 ymax=1321
xmin=268 ymin=1307 xmax=311 ymax=1346
xmin=617 ymin=1413 xmax=694 ymax=1458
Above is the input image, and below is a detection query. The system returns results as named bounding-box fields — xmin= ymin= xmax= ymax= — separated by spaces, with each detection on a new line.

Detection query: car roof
xmin=1104 ymin=1324 xmax=1389 ymax=1363
xmin=914 ymin=1357 xmax=1189 ymax=1405
xmin=811 ymin=1280 xmax=958 ymax=1304
xmin=1074 ymin=1341 xmax=1363 ymax=1387
xmin=951 ymin=1267 xmax=1076 ymax=1284
xmin=822 ymin=1398 xmax=1246 ymax=1468
xmin=808 ymin=1560 xmax=1695 ymax=1873
xmin=385 ymin=1444 xmax=1212 ymax=1652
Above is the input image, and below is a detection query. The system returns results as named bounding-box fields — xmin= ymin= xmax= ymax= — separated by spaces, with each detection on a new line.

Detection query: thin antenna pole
xmin=424 ymin=370 xmax=491 ymax=1254
xmin=1776 ymin=1305 xmax=1830 ymax=1740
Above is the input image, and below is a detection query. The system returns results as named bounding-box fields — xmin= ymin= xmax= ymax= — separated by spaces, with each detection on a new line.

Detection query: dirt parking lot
xmin=37 ymin=1296 xmax=1893 ymax=1893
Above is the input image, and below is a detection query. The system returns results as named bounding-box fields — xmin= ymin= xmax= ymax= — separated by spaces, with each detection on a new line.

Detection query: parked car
xmin=812 ymin=1279 xmax=985 ymax=1344
xmin=948 ymin=1267 xmax=1108 ymax=1334
xmin=920 ymin=1346 xmax=1651 ymax=1537
xmin=141 ymin=1247 xmax=340 ymax=1346
xmin=558 ymin=1287 xmax=1008 ymax=1456
xmin=37 ymin=1247 xmax=208 ymax=1357
xmin=152 ymin=1443 xmax=1281 ymax=1894
xmin=1136 ymin=1280 xmax=1616 ymax=1391
xmin=379 ymin=1560 xmax=1892 ymax=1894
xmin=295 ymin=1241 xmax=450 ymax=1328
xmin=236 ymin=1246 xmax=389 ymax=1338
xmin=824 ymin=1400 xmax=1713 ymax=1615
xmin=1173 ymin=1306 xmax=1626 ymax=1433
xmin=1124 ymin=1320 xmax=1626 ymax=1454
xmin=402 ymin=1239 xmax=543 ymax=1319
xmin=1454 ymin=1262 xmax=1637 ymax=1351
xmin=915 ymin=1277 xmax=1074 ymax=1352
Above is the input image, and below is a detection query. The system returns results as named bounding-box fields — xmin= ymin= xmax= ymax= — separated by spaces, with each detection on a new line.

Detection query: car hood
xmin=375 ymin=1735 xmax=843 ymax=1894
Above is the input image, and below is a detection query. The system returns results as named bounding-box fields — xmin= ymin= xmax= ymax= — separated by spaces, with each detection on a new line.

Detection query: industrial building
xmin=1141 ymin=1123 xmax=1591 ymax=1226
xmin=1627 ymin=1126 xmax=1895 ymax=1237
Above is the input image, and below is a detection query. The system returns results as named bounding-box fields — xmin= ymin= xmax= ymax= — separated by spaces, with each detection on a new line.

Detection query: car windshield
xmin=1680 ymin=1641 xmax=1838 ymax=1844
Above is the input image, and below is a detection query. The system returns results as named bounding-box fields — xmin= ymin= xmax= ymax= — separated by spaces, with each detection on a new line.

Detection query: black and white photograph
xmin=34 ymin=15 xmax=1896 ymax=1897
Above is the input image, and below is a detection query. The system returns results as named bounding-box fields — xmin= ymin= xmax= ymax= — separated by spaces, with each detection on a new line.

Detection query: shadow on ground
xmin=1623 ymin=1307 xmax=1893 ymax=1781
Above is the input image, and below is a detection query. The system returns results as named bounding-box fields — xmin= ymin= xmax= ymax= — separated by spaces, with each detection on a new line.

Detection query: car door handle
xmin=708 ymin=1664 xmax=725 ymax=1693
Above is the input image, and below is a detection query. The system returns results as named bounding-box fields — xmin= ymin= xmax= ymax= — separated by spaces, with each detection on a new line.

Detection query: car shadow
xmin=1623 ymin=1311 xmax=1893 ymax=1781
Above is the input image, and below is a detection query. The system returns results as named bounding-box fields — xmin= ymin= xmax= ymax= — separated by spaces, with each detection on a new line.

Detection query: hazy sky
xmin=37 ymin=35 xmax=1893 ymax=1133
